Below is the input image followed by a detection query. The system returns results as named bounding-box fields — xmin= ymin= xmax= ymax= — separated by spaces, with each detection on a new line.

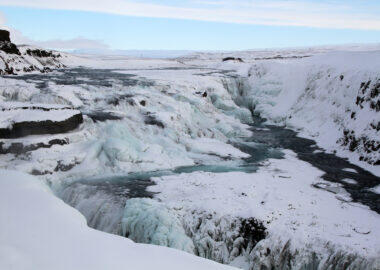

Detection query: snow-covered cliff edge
xmin=0 ymin=29 xmax=69 ymax=75
xmin=205 ymin=49 xmax=380 ymax=174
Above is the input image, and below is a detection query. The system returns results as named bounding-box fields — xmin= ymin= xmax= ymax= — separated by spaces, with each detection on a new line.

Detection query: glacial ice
xmin=121 ymin=198 xmax=195 ymax=254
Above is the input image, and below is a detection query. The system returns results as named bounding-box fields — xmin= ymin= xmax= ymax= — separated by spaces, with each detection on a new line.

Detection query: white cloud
xmin=0 ymin=10 xmax=108 ymax=49
xmin=0 ymin=0 xmax=379 ymax=30
xmin=33 ymin=37 xmax=109 ymax=50
xmin=0 ymin=10 xmax=5 ymax=26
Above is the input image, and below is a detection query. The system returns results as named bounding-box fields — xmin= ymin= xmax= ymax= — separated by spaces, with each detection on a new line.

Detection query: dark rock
xmin=222 ymin=57 xmax=244 ymax=62
xmin=54 ymin=160 xmax=78 ymax=172
xmin=26 ymin=49 xmax=60 ymax=58
xmin=0 ymin=138 xmax=68 ymax=155
xmin=144 ymin=114 xmax=165 ymax=128
xmin=202 ymin=92 xmax=208 ymax=97
xmin=85 ymin=111 xmax=123 ymax=122
xmin=0 ymin=113 xmax=83 ymax=139
xmin=239 ymin=217 xmax=267 ymax=250
xmin=31 ymin=169 xmax=52 ymax=175
xmin=140 ymin=100 xmax=146 ymax=106
xmin=0 ymin=30 xmax=10 ymax=42
xmin=0 ymin=30 xmax=20 ymax=54
xmin=340 ymin=75 xmax=344 ymax=81
xmin=0 ymin=41 xmax=20 ymax=55
xmin=1 ymin=105 xmax=71 ymax=112
xmin=107 ymin=94 xmax=136 ymax=106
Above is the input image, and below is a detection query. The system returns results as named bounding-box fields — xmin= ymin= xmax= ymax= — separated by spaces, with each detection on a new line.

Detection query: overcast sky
xmin=0 ymin=0 xmax=379 ymax=50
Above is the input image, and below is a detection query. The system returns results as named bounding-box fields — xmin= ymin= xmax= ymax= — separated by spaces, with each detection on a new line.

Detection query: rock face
xmin=222 ymin=57 xmax=244 ymax=62
xmin=0 ymin=30 xmax=10 ymax=42
xmin=0 ymin=113 xmax=83 ymax=139
xmin=0 ymin=29 xmax=20 ymax=55
xmin=0 ymin=105 xmax=84 ymax=139
xmin=26 ymin=48 xmax=61 ymax=58
xmin=338 ymin=78 xmax=380 ymax=165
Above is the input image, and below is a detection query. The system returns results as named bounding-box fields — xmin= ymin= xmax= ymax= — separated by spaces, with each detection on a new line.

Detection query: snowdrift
xmin=0 ymin=169 xmax=235 ymax=270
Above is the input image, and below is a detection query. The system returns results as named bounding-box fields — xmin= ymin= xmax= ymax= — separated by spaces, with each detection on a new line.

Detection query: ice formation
xmin=122 ymin=198 xmax=195 ymax=254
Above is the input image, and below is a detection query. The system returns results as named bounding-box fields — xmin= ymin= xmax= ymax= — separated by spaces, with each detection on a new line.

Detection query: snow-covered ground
xmin=0 ymin=44 xmax=379 ymax=270
xmin=145 ymin=151 xmax=380 ymax=269
xmin=0 ymin=169 xmax=234 ymax=270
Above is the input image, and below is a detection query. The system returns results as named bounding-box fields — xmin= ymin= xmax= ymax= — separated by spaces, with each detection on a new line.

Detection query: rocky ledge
xmin=0 ymin=104 xmax=83 ymax=139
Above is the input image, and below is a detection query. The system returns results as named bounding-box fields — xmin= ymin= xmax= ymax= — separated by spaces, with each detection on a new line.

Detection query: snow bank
xmin=148 ymin=151 xmax=380 ymax=269
xmin=0 ymin=169 xmax=235 ymax=270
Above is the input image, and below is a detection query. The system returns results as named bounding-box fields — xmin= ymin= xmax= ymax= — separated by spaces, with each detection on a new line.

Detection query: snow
xmin=370 ymin=185 xmax=380 ymax=194
xmin=0 ymin=45 xmax=67 ymax=74
xmin=0 ymin=61 xmax=252 ymax=179
xmin=212 ymin=50 xmax=380 ymax=174
xmin=341 ymin=178 xmax=358 ymax=185
xmin=184 ymin=137 xmax=249 ymax=159
xmin=343 ymin=168 xmax=358 ymax=173
xmin=148 ymin=151 xmax=380 ymax=267
xmin=0 ymin=44 xmax=379 ymax=269
xmin=0 ymin=169 xmax=235 ymax=270
xmin=0 ymin=101 xmax=71 ymax=110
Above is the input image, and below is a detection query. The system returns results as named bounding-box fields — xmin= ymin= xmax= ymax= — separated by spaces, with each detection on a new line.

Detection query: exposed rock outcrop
xmin=26 ymin=48 xmax=61 ymax=58
xmin=0 ymin=29 xmax=21 ymax=55
xmin=0 ymin=105 xmax=83 ymax=139
xmin=0 ymin=138 xmax=68 ymax=155
xmin=0 ymin=30 xmax=11 ymax=42
xmin=0 ymin=113 xmax=83 ymax=139
xmin=222 ymin=57 xmax=244 ymax=62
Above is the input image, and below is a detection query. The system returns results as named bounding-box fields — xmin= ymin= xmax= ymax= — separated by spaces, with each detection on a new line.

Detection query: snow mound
xmin=0 ymin=169 xmax=235 ymax=270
